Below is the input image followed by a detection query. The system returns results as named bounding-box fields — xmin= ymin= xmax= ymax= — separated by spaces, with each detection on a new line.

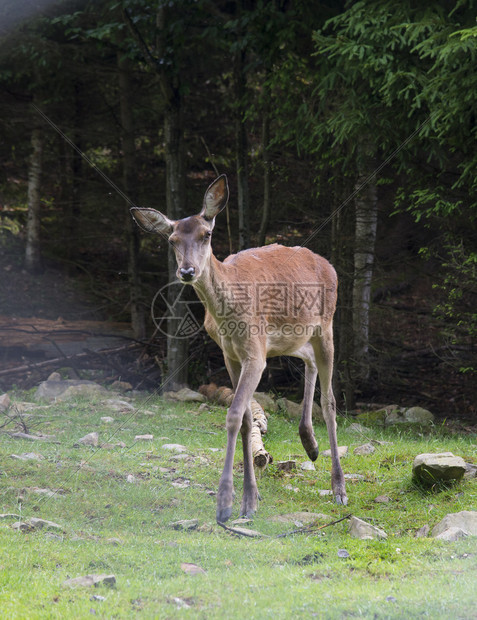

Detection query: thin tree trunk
xmin=258 ymin=98 xmax=271 ymax=247
xmin=234 ymin=46 xmax=250 ymax=250
xmin=25 ymin=127 xmax=43 ymax=273
xmin=352 ymin=142 xmax=378 ymax=384
xmin=118 ymin=51 xmax=146 ymax=340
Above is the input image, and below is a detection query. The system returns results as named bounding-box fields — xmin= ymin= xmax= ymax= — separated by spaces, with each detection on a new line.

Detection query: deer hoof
xmin=216 ymin=505 xmax=233 ymax=524
xmin=334 ymin=493 xmax=348 ymax=506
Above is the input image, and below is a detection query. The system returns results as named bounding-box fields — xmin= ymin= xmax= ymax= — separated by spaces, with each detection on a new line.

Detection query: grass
xmin=0 ymin=389 xmax=476 ymax=619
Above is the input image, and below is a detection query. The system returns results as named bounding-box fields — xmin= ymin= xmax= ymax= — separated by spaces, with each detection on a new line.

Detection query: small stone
xmin=415 ymin=524 xmax=430 ymax=538
xmin=11 ymin=521 xmax=34 ymax=532
xmin=322 ymin=446 xmax=348 ymax=458
xmin=434 ymin=527 xmax=468 ymax=542
xmin=318 ymin=490 xmax=333 ymax=497
xmin=171 ymin=479 xmax=190 ymax=489
xmin=353 ymin=443 xmax=375 ymax=456
xmin=412 ymin=452 xmax=466 ymax=485
xmin=0 ymin=393 xmax=11 ymax=412
xmin=402 ymin=406 xmax=435 ymax=425
xmin=161 ymin=443 xmax=187 ymax=453
xmin=300 ymin=461 xmax=316 ymax=471
xmin=226 ymin=526 xmax=264 ymax=538
xmin=0 ymin=513 xmax=20 ymax=520
xmin=386 ymin=596 xmax=398 ymax=604
xmin=431 ymin=511 xmax=477 ymax=537
xmin=10 ymin=452 xmax=44 ymax=461
xmin=47 ymin=372 xmax=62 ymax=381
xmin=90 ymin=595 xmax=106 ymax=602
xmin=135 ymin=434 xmax=153 ymax=441
xmin=170 ymin=519 xmax=199 ymax=531
xmin=374 ymin=495 xmax=391 ymax=503
xmin=464 ymin=463 xmax=477 ymax=479
xmin=105 ymin=399 xmax=135 ymax=411
xmin=63 ymin=574 xmax=116 ymax=588
xmin=164 ymin=388 xmax=205 ymax=403
xmin=276 ymin=460 xmax=297 ymax=472
xmin=100 ymin=417 xmax=114 ymax=423
xmin=29 ymin=518 xmax=63 ymax=531
xmin=198 ymin=403 xmax=210 ymax=412
xmin=276 ymin=398 xmax=302 ymax=418
xmin=126 ymin=474 xmax=136 ymax=483
xmin=110 ymin=381 xmax=132 ymax=392
xmin=253 ymin=392 xmax=277 ymax=412
xmin=74 ymin=432 xmax=99 ymax=447
xmin=180 ymin=563 xmax=205 ymax=576
xmin=337 ymin=549 xmax=350 ymax=558
xmin=349 ymin=516 xmax=387 ymax=540
xmin=344 ymin=473 xmax=365 ymax=480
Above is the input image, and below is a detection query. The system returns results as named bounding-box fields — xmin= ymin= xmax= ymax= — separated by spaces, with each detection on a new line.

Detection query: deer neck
xmin=192 ymin=253 xmax=230 ymax=318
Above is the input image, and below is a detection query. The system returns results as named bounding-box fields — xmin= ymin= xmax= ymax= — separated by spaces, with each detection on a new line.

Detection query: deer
xmin=131 ymin=174 xmax=347 ymax=523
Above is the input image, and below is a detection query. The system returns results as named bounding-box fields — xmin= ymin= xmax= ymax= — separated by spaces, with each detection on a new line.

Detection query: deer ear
xmin=130 ymin=208 xmax=174 ymax=235
xmin=200 ymin=174 xmax=229 ymax=221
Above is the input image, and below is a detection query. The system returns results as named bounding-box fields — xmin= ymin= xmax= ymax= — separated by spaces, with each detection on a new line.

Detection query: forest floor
xmin=0 ymin=234 xmax=475 ymax=423
xmin=0 ymin=388 xmax=476 ymax=619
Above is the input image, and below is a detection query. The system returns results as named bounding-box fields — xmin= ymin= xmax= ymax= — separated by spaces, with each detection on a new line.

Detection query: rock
xmin=10 ymin=432 xmax=58 ymax=443
xmin=100 ymin=416 xmax=114 ymax=423
xmin=353 ymin=443 xmax=375 ymax=456
xmin=385 ymin=406 xmax=434 ymax=426
xmin=276 ymin=460 xmax=297 ymax=472
xmin=318 ymin=490 xmax=333 ymax=497
xmin=106 ymin=538 xmax=122 ymax=546
xmin=63 ymin=574 xmax=116 ymax=588
xmin=464 ymin=463 xmax=477 ymax=479
xmin=276 ymin=398 xmax=302 ymax=418
xmin=104 ymin=399 xmax=135 ymax=412
xmin=35 ymin=379 xmax=105 ymax=401
xmin=29 ymin=518 xmax=63 ymax=531
xmin=344 ymin=473 xmax=365 ymax=480
xmin=74 ymin=432 xmax=99 ymax=447
xmin=349 ymin=516 xmax=387 ymax=540
xmin=412 ymin=452 xmax=466 ymax=485
xmin=135 ymin=434 xmax=153 ymax=441
xmin=126 ymin=474 xmax=136 ymax=483
xmin=374 ymin=495 xmax=391 ymax=503
xmin=198 ymin=403 xmax=210 ymax=412
xmin=355 ymin=409 xmax=388 ymax=425
xmin=434 ymin=527 xmax=468 ymax=542
xmin=110 ymin=380 xmax=132 ymax=392
xmin=47 ymin=372 xmax=62 ymax=381
xmin=161 ymin=443 xmax=187 ymax=453
xmin=11 ymin=521 xmax=34 ymax=532
xmin=226 ymin=526 xmax=265 ymax=538
xmin=164 ymin=388 xmax=205 ymax=403
xmin=269 ymin=512 xmax=330 ymax=525
xmin=101 ymin=441 xmax=126 ymax=449
xmin=322 ymin=446 xmax=348 ymax=458
xmin=348 ymin=423 xmax=371 ymax=434
xmin=0 ymin=513 xmax=20 ymax=520
xmin=337 ymin=549 xmax=350 ymax=558
xmin=431 ymin=511 xmax=477 ymax=538
xmin=415 ymin=524 xmax=430 ymax=538
xmin=180 ymin=563 xmax=205 ymax=576
xmin=300 ymin=461 xmax=316 ymax=471
xmin=170 ymin=519 xmax=199 ymax=531
xmin=29 ymin=488 xmax=59 ymax=497
xmin=253 ymin=392 xmax=276 ymax=412
xmin=0 ymin=393 xmax=11 ymax=412
xmin=10 ymin=452 xmax=44 ymax=461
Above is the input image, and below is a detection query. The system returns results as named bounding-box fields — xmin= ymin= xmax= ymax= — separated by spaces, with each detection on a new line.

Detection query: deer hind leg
xmin=217 ymin=356 xmax=265 ymax=523
xmin=311 ymin=325 xmax=348 ymax=506
xmin=291 ymin=343 xmax=319 ymax=461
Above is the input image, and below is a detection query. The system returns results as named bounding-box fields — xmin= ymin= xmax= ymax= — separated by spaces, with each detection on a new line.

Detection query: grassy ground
xmin=0 ymin=390 xmax=476 ymax=619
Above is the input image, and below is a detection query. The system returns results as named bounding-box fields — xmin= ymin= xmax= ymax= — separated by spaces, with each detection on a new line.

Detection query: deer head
xmin=131 ymin=175 xmax=229 ymax=283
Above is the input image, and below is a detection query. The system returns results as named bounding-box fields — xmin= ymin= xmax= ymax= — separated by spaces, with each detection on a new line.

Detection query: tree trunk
xmin=331 ymin=176 xmax=356 ymax=409
xmin=234 ymin=46 xmax=250 ymax=250
xmin=118 ymin=51 xmax=146 ymax=340
xmin=25 ymin=127 xmax=43 ymax=274
xmin=352 ymin=143 xmax=378 ymax=384
xmin=258 ymin=98 xmax=271 ymax=247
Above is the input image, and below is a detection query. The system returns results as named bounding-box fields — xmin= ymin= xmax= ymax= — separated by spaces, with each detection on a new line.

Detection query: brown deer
xmin=131 ymin=175 xmax=347 ymax=522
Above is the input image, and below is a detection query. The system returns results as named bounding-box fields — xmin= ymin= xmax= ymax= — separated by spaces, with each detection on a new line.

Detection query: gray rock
xmin=0 ymin=513 xmax=20 ymax=520
xmin=349 ymin=516 xmax=387 ymax=540
xmin=163 ymin=388 xmax=205 ymax=403
xmin=170 ymin=519 xmax=199 ymax=531
xmin=10 ymin=432 xmax=58 ymax=443
xmin=464 ymin=463 xmax=477 ymax=479
xmin=374 ymin=495 xmax=391 ymax=503
xmin=100 ymin=416 xmax=114 ymax=423
xmin=10 ymin=452 xmax=44 ymax=461
xmin=134 ymin=434 xmax=153 ymax=441
xmin=110 ymin=380 xmax=132 ymax=392
xmin=415 ymin=524 xmax=430 ymax=538
xmin=431 ymin=511 xmax=477 ymax=537
xmin=29 ymin=518 xmax=63 ymax=531
xmin=344 ymin=473 xmax=365 ymax=480
xmin=412 ymin=452 xmax=467 ymax=485
xmin=161 ymin=443 xmax=187 ymax=452
xmin=353 ymin=443 xmax=375 ymax=456
xmin=0 ymin=393 xmax=11 ymax=412
xmin=11 ymin=521 xmax=34 ymax=532
xmin=300 ymin=461 xmax=316 ymax=471
xmin=276 ymin=398 xmax=302 ymax=418
xmin=322 ymin=446 xmax=348 ymax=458
xmin=63 ymin=574 xmax=116 ymax=588
xmin=47 ymin=372 xmax=62 ymax=381
xmin=318 ymin=490 xmax=333 ymax=497
xmin=104 ymin=399 xmax=135 ymax=412
xmin=35 ymin=379 xmax=104 ymax=401
xmin=386 ymin=406 xmax=434 ymax=426
xmin=434 ymin=526 xmax=468 ymax=542
xmin=74 ymin=432 xmax=99 ymax=447
xmin=348 ymin=423 xmax=371 ymax=434
xmin=253 ymin=392 xmax=276 ymax=412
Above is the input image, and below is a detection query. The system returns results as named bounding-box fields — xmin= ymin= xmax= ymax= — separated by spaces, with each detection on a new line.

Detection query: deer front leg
xmin=216 ymin=357 xmax=265 ymax=523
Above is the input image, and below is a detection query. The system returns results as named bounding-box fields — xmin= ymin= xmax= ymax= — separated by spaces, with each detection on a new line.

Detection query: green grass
xmin=1 ymin=390 xmax=476 ymax=619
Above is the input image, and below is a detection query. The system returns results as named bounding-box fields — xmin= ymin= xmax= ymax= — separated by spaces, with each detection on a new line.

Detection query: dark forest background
xmin=0 ymin=0 xmax=475 ymax=420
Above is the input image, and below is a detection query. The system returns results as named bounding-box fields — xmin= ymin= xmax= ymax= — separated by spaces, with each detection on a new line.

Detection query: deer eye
xmin=204 ymin=231 xmax=212 ymax=241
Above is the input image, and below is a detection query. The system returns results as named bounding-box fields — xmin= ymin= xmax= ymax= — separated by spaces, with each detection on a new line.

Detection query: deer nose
xmin=180 ymin=266 xmax=195 ymax=282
